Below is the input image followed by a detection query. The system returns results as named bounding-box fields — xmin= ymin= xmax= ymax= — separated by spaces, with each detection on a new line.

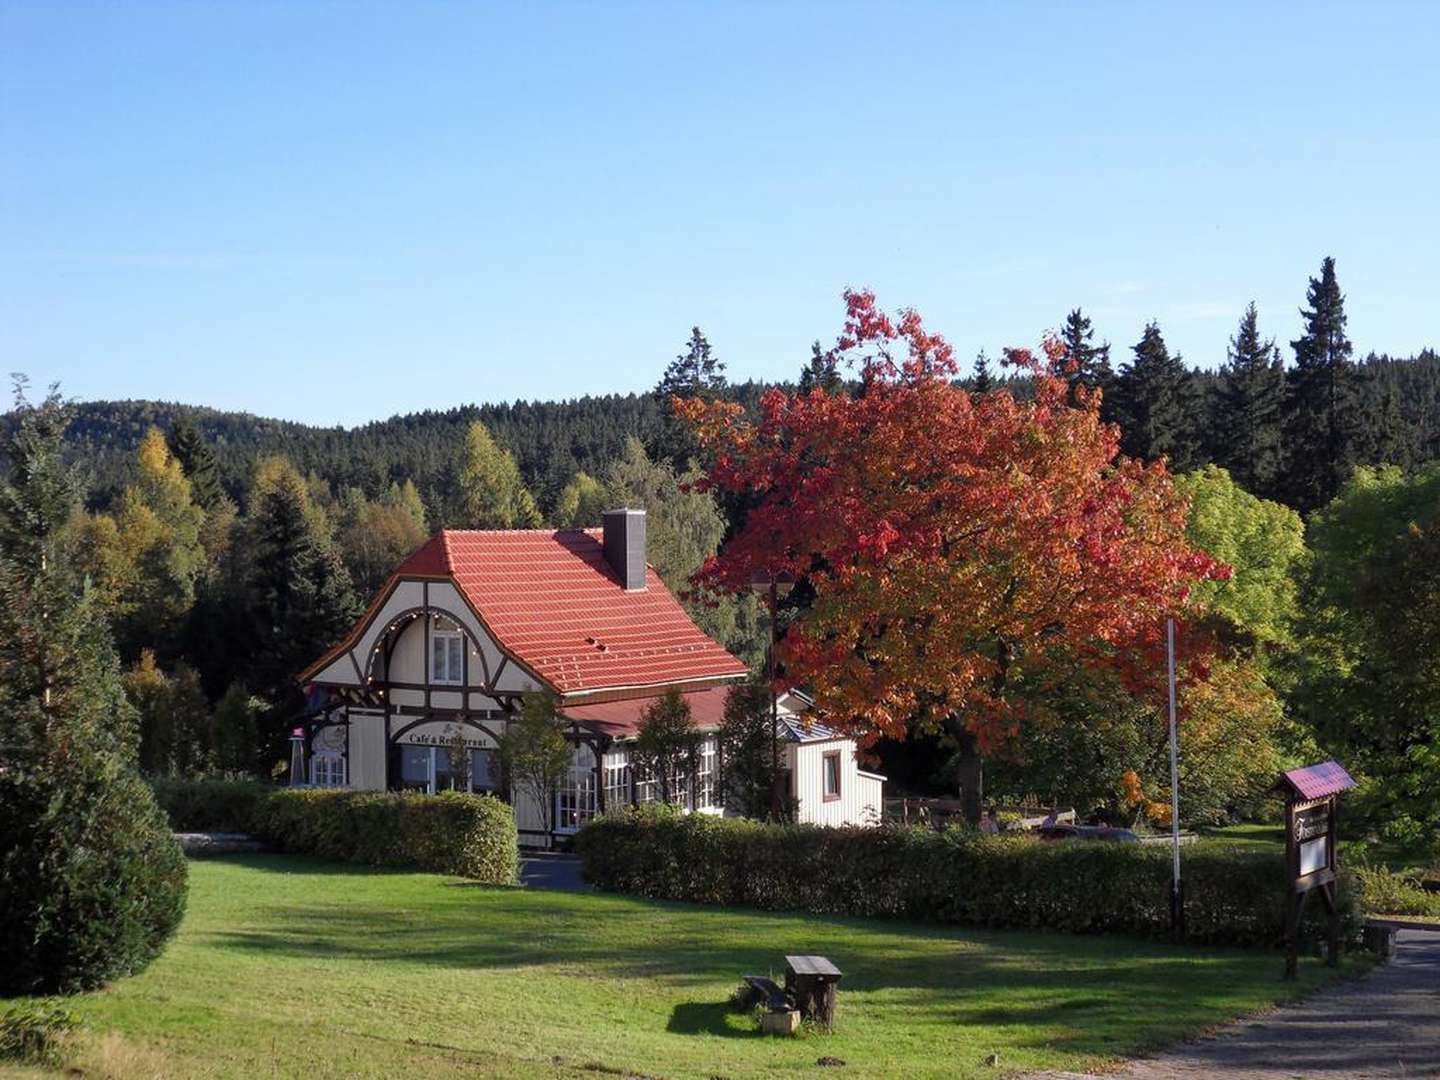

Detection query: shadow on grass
xmin=665 ymin=1001 xmax=760 ymax=1038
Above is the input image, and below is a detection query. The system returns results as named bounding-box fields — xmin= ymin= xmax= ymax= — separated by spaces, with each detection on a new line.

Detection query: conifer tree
xmin=654 ymin=327 xmax=728 ymax=468
xmin=798 ymin=340 xmax=843 ymax=395
xmin=1213 ymin=303 xmax=1285 ymax=496
xmin=1060 ymin=308 xmax=1113 ymax=404
xmin=1279 ymin=256 xmax=1361 ymax=512
xmin=0 ymin=380 xmax=187 ymax=993
xmin=1110 ymin=322 xmax=1203 ymax=471
xmin=456 ymin=422 xmax=542 ymax=528
xmin=167 ymin=417 xmax=226 ymax=512
xmin=971 ymin=350 xmax=994 ymax=394
xmin=246 ymin=458 xmax=360 ymax=765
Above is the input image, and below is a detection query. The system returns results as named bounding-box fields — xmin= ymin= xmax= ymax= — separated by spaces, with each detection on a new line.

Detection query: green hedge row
xmin=151 ymin=780 xmax=518 ymax=885
xmin=575 ymin=807 xmax=1361 ymax=948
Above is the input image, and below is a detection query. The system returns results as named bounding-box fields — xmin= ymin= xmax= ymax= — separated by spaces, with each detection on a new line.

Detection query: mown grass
xmin=3 ymin=854 xmax=1359 ymax=1080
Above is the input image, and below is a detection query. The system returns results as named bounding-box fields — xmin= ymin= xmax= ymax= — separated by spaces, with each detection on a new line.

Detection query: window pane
xmin=449 ymin=636 xmax=464 ymax=682
xmin=431 ymin=636 xmax=445 ymax=681
xmin=823 ymin=755 xmax=840 ymax=796
xmin=400 ymin=746 xmax=431 ymax=791
xmin=471 ymin=749 xmax=495 ymax=791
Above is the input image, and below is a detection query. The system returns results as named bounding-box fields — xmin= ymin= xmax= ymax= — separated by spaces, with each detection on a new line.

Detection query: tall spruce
xmin=1110 ymin=321 xmax=1203 ymax=471
xmin=799 ymin=340 xmax=843 ymax=394
xmin=167 ymin=417 xmax=226 ymax=511
xmin=1060 ymin=308 xmax=1113 ymax=406
xmin=653 ymin=327 xmax=727 ymax=467
xmin=971 ymin=350 xmax=995 ymax=394
xmin=1279 ymin=256 xmax=1361 ymax=513
xmin=1213 ymin=303 xmax=1285 ymax=496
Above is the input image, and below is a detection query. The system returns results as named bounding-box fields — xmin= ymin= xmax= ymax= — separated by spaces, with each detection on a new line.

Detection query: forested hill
xmin=60 ymin=383 xmax=775 ymax=514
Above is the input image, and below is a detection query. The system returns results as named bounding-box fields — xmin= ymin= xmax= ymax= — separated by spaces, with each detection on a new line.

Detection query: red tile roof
xmin=1280 ymin=761 xmax=1357 ymax=801
xmin=389 ymin=529 xmax=748 ymax=696
xmin=560 ymin=684 xmax=734 ymax=737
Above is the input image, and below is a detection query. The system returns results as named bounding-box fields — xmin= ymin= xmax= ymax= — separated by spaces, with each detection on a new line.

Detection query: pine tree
xmin=1213 ymin=303 xmax=1285 ymax=496
xmin=1279 ymin=257 xmax=1361 ymax=513
xmin=456 ymin=422 xmax=542 ymax=528
xmin=971 ymin=350 xmax=994 ymax=394
xmin=1060 ymin=308 xmax=1113 ymax=404
xmin=167 ymin=417 xmax=226 ymax=512
xmin=1110 ymin=322 xmax=1203 ymax=471
xmin=798 ymin=340 xmax=843 ymax=395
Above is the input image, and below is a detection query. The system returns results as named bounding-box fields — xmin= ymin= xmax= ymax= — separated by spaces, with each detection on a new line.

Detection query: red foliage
xmin=678 ymin=291 xmax=1227 ymax=751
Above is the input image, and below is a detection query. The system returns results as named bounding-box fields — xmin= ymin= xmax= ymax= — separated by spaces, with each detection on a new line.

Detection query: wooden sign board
xmin=1274 ymin=762 xmax=1356 ymax=979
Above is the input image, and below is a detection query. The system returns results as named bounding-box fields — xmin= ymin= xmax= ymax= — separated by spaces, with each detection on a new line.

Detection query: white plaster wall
xmin=348 ymin=710 xmax=387 ymax=791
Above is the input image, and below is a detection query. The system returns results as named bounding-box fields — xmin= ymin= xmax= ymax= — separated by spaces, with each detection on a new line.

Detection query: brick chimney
xmin=602 ymin=508 xmax=647 ymax=591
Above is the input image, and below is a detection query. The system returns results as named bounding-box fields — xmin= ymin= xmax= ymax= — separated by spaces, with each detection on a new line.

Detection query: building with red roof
xmin=296 ymin=509 xmax=882 ymax=845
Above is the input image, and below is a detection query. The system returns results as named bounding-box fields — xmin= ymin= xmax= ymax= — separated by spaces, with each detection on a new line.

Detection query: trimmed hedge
xmin=151 ymin=781 xmax=519 ymax=885
xmin=575 ymin=807 xmax=1361 ymax=948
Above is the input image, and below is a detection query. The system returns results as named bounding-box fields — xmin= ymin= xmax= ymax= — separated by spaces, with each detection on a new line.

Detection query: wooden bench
xmin=785 ymin=954 xmax=843 ymax=1030
xmin=741 ymin=974 xmax=789 ymax=1011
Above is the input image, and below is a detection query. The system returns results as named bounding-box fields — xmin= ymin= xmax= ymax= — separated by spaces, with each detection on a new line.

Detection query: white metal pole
xmin=1166 ymin=618 xmax=1181 ymax=905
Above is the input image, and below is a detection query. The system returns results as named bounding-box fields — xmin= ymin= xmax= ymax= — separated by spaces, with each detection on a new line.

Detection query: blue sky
xmin=2 ymin=2 xmax=1437 ymax=427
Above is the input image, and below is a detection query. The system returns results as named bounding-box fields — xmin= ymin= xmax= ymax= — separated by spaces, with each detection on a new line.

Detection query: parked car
xmin=1036 ymin=824 xmax=1139 ymax=843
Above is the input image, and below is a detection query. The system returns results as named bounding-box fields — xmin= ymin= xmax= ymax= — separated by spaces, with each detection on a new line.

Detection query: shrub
xmin=150 ymin=777 xmax=271 ymax=832
xmin=575 ymin=809 xmax=1362 ymax=948
xmin=1354 ymin=865 xmax=1440 ymax=918
xmin=0 ymin=1002 xmax=80 ymax=1066
xmin=252 ymin=789 xmax=519 ymax=883
xmin=0 ymin=766 xmax=189 ymax=995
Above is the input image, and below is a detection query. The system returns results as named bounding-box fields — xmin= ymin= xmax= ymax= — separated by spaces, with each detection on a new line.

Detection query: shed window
xmin=311 ymin=753 xmax=346 ymax=788
xmin=431 ymin=629 xmax=464 ymax=685
xmin=822 ymin=751 xmax=841 ymax=801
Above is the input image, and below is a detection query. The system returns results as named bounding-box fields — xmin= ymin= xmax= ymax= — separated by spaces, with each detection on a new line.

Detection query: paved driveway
xmin=519 ymin=853 xmax=589 ymax=891
xmin=1037 ymin=928 xmax=1440 ymax=1079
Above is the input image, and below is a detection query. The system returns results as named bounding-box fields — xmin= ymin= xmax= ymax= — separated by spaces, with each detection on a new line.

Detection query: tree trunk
xmin=946 ymin=718 xmax=983 ymax=826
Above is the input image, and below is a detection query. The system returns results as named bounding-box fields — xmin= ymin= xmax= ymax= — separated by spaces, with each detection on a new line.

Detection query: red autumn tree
xmin=679 ymin=290 xmax=1227 ymax=822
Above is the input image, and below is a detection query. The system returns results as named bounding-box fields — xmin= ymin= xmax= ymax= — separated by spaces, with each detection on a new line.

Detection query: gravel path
xmin=1034 ymin=928 xmax=1440 ymax=1079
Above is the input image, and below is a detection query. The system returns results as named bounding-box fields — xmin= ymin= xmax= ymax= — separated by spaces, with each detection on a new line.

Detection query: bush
xmin=254 ymin=789 xmax=518 ymax=883
xmin=0 ymin=1001 xmax=80 ymax=1066
xmin=1354 ymin=865 xmax=1440 ymax=918
xmin=0 ymin=767 xmax=189 ymax=995
xmin=149 ymin=780 xmax=520 ymax=884
xmin=575 ymin=809 xmax=1362 ymax=948
xmin=150 ymin=778 xmax=271 ymax=832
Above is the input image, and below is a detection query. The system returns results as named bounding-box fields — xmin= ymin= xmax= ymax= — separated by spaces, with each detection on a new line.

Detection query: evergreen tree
xmin=1060 ymin=308 xmax=1113 ymax=405
xmin=653 ymin=327 xmax=727 ymax=468
xmin=1212 ymin=303 xmax=1285 ymax=496
xmin=455 ymin=421 xmax=542 ymax=528
xmin=246 ymin=458 xmax=361 ymax=766
xmin=1110 ymin=322 xmax=1203 ymax=471
xmin=971 ymin=350 xmax=994 ymax=394
xmin=655 ymin=326 xmax=727 ymax=399
xmin=798 ymin=340 xmax=843 ymax=395
xmin=0 ymin=380 xmax=187 ymax=994
xmin=167 ymin=416 xmax=226 ymax=512
xmin=633 ymin=689 xmax=700 ymax=805
xmin=212 ymin=681 xmax=260 ymax=774
xmin=1279 ymin=256 xmax=1361 ymax=513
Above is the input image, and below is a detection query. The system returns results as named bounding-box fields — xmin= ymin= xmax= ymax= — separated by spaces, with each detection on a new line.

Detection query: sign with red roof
xmin=1278 ymin=760 xmax=1356 ymax=801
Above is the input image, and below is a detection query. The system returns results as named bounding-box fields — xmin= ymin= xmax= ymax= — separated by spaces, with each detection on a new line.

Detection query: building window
xmin=822 ymin=750 xmax=842 ymax=802
xmin=431 ymin=628 xmax=464 ymax=685
xmin=603 ymin=747 xmax=631 ymax=809
xmin=471 ymin=748 xmax=498 ymax=792
xmin=395 ymin=744 xmax=495 ymax=794
xmin=398 ymin=745 xmax=432 ymax=792
xmin=556 ymin=749 xmax=596 ymax=833
xmin=695 ymin=736 xmax=718 ymax=809
xmin=311 ymin=753 xmax=346 ymax=788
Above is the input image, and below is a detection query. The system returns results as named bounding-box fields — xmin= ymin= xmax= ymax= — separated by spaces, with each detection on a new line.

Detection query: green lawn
xmin=8 ymin=854 xmax=1358 ymax=1080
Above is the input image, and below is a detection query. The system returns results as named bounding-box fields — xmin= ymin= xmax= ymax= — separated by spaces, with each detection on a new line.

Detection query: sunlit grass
xmin=3 ymin=854 xmax=1355 ymax=1079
